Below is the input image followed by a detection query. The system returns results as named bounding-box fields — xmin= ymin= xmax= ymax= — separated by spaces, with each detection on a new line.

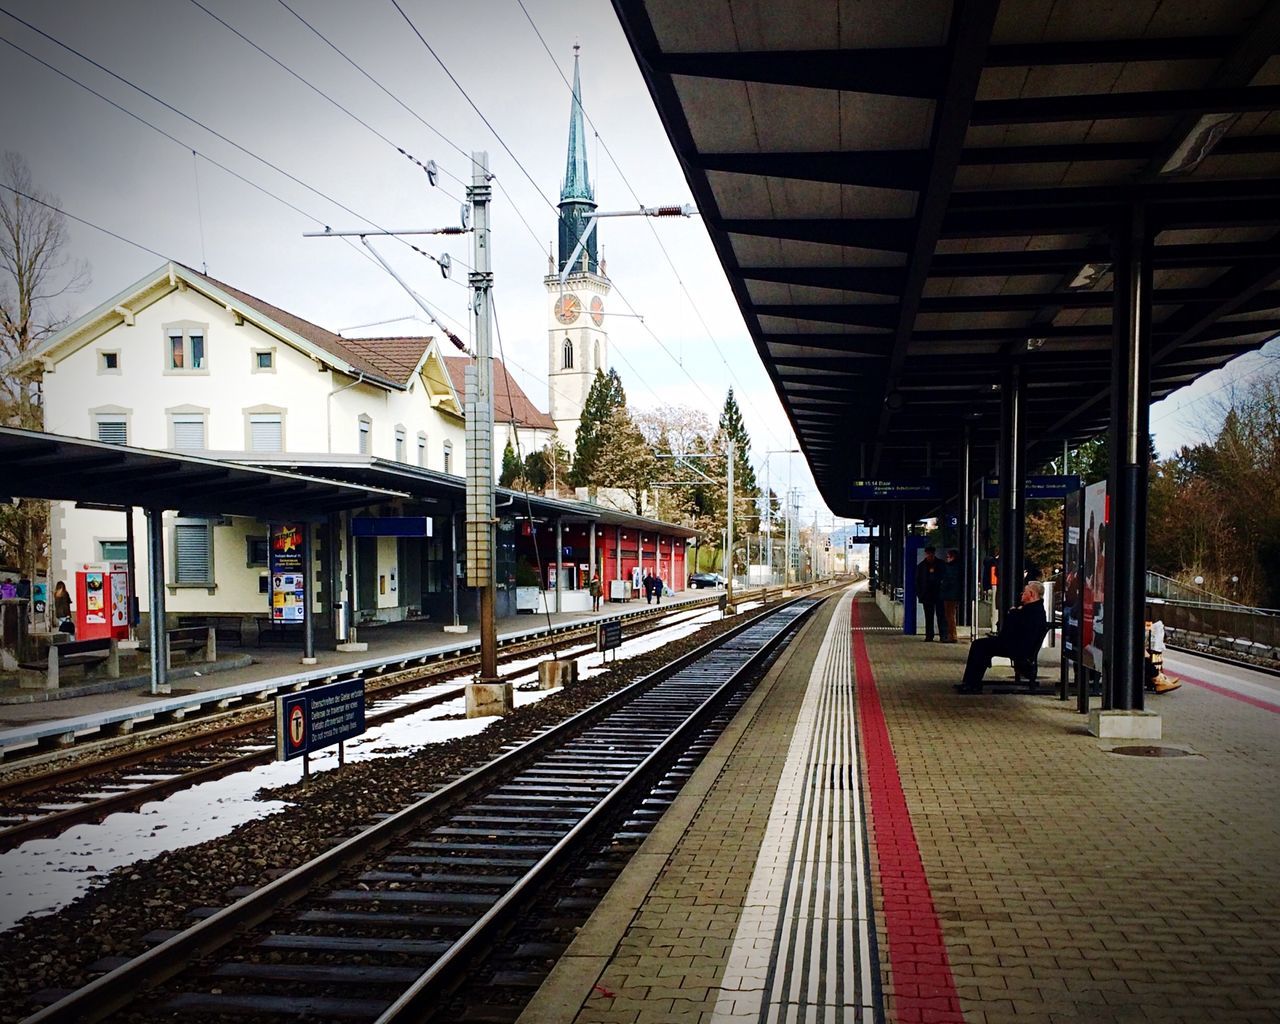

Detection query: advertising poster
xmin=1081 ymin=481 xmax=1107 ymax=673
xmin=85 ymin=572 xmax=106 ymax=624
xmin=110 ymin=572 xmax=129 ymax=628
xmin=269 ymin=523 xmax=307 ymax=623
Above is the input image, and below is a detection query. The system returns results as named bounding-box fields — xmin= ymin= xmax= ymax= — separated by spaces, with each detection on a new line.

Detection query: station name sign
xmin=352 ymin=516 xmax=432 ymax=538
xmin=850 ymin=478 xmax=942 ymax=501
xmin=276 ymin=678 xmax=366 ymax=761
xmin=982 ymin=475 xmax=1081 ymax=500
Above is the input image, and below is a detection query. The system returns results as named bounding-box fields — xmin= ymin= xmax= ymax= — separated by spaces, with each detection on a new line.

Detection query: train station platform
xmin=520 ymin=587 xmax=1280 ymax=1024
xmin=0 ymin=589 xmax=716 ymax=735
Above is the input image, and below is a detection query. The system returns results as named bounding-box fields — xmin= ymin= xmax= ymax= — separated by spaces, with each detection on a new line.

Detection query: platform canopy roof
xmin=612 ymin=0 xmax=1280 ymax=515
xmin=0 ymin=429 xmax=407 ymax=520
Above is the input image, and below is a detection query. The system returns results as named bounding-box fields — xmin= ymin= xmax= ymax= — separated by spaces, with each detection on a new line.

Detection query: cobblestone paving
xmin=859 ymin=596 xmax=1280 ymax=1023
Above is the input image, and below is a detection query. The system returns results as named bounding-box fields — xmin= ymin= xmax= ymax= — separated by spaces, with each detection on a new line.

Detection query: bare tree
xmin=0 ymin=152 xmax=90 ymax=582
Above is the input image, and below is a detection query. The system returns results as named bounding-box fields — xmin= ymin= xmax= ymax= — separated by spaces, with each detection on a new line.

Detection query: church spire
xmin=557 ymin=45 xmax=599 ymax=274
xmin=561 ymin=45 xmax=593 ymax=203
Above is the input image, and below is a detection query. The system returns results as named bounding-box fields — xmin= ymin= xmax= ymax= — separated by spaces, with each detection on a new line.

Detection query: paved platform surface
xmin=520 ymin=587 xmax=1280 ymax=1024
xmin=0 ymin=590 xmax=713 ymax=730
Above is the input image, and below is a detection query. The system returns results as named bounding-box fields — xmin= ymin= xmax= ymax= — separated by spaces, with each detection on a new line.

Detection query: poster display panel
xmin=1081 ymin=481 xmax=1107 ymax=673
xmin=269 ymin=524 xmax=307 ymax=623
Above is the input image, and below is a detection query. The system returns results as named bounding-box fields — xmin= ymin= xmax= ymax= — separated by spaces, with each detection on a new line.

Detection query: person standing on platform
xmin=589 ymin=573 xmax=602 ymax=612
xmin=653 ymin=576 xmax=664 ymax=605
xmin=52 ymin=580 xmax=73 ymax=635
xmin=915 ymin=545 xmax=946 ymax=641
xmin=940 ymin=548 xmax=961 ymax=643
xmin=643 ymin=572 xmax=655 ymax=605
xmin=955 ymin=581 xmax=1048 ymax=693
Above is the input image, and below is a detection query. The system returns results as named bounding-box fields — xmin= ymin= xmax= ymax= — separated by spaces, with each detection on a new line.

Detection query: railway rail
xmin=0 ymin=596 xmax=736 ymax=850
xmin=22 ymin=595 xmax=822 ymax=1024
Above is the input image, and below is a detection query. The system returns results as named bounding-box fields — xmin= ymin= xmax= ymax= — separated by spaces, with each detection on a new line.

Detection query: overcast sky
xmin=1 ymin=0 xmax=1268 ymax=524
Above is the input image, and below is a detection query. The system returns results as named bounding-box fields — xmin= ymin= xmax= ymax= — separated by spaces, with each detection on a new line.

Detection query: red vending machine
xmin=75 ymin=562 xmax=131 ymax=641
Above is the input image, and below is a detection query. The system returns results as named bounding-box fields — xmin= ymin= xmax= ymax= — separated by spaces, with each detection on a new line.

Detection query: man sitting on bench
xmin=955 ymin=580 xmax=1048 ymax=694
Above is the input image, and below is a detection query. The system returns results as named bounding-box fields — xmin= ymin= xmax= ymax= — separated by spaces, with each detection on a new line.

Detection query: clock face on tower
xmin=555 ymin=293 xmax=582 ymax=324
xmin=590 ymin=296 xmax=604 ymax=326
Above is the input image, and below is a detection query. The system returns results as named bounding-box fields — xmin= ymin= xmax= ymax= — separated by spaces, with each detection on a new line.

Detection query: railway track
xmin=0 ymin=600 xmax=729 ymax=851
xmin=21 ymin=597 xmax=820 ymax=1024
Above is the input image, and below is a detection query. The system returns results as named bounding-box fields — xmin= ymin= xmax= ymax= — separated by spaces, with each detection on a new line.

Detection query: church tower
xmin=545 ymin=46 xmax=611 ymax=446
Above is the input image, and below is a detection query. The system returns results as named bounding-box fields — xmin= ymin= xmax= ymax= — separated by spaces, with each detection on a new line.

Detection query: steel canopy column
xmin=1106 ymin=206 xmax=1152 ymax=713
xmin=959 ymin=424 xmax=973 ymax=627
xmin=555 ymin=517 xmax=563 ymax=613
xmin=145 ymin=508 xmax=168 ymax=695
xmin=998 ymin=361 xmax=1026 ymax=622
xmin=301 ymin=522 xmax=316 ymax=664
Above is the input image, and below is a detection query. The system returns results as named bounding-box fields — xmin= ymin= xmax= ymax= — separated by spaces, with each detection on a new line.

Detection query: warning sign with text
xmin=275 ymin=678 xmax=366 ymax=761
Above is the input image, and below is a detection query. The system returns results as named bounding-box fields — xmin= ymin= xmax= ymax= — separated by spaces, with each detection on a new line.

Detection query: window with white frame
xmin=98 ymin=350 xmax=121 ymax=374
xmin=252 ymin=349 xmax=275 ymax=372
xmin=95 ymin=413 xmax=128 ymax=445
xmin=562 ymin=337 xmax=573 ymax=369
xmin=395 ymin=426 xmax=406 ymax=462
xmin=173 ymin=519 xmax=214 ymax=585
xmin=248 ymin=412 xmax=283 ymax=452
xmin=165 ymin=324 xmax=207 ymax=372
xmin=358 ymin=415 xmax=372 ymax=455
xmin=443 ymin=439 xmax=453 ymax=474
xmin=417 ymin=432 xmax=427 ymax=467
xmin=171 ymin=412 xmax=206 ymax=451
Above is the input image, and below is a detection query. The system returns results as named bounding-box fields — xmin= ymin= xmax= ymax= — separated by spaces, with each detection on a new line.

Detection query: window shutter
xmin=250 ymin=415 xmax=283 ymax=452
xmin=175 ymin=523 xmax=211 ymax=583
xmin=172 ymin=416 xmax=205 ymax=450
xmin=96 ymin=417 xmax=127 ymax=445
xmin=358 ymin=419 xmax=371 ymax=455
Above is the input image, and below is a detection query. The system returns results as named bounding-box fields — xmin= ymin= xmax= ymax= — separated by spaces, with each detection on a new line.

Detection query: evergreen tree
xmin=572 ymin=368 xmax=627 ymax=486
xmin=499 ymin=440 xmax=521 ymax=487
xmin=718 ymin=388 xmax=761 ymax=534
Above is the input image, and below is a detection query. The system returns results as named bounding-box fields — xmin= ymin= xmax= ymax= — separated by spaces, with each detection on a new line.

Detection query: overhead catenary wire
xmin=0 ymin=5 xmax=457 ymax=281
xmin=0 ymin=34 xmax=399 ymax=286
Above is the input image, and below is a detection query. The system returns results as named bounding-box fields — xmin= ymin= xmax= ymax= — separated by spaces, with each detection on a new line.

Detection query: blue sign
xmin=276 ymin=678 xmax=366 ymax=761
xmin=597 ymin=621 xmax=622 ymax=653
xmin=352 ymin=516 xmax=431 ymax=538
xmin=982 ymin=475 xmax=1082 ymax=500
xmin=850 ymin=478 xmax=942 ymax=501
xmin=944 ymin=513 xmax=960 ymax=529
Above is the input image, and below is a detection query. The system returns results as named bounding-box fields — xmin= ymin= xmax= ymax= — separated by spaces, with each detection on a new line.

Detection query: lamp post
xmin=763 ymin=448 xmax=798 ymax=584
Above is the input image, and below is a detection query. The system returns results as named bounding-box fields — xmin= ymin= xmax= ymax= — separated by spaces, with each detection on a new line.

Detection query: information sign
xmin=269 ymin=523 xmax=307 ymax=623
xmin=276 ymin=678 xmax=366 ymax=761
xmin=597 ymin=620 xmax=621 ymax=653
xmin=850 ymin=479 xmax=942 ymax=500
xmin=982 ymin=475 xmax=1082 ymax=500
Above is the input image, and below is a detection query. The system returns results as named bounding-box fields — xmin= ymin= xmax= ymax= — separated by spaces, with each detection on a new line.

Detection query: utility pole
xmin=467 ymin=153 xmax=496 ymax=676
xmin=725 ymin=438 xmax=735 ymax=603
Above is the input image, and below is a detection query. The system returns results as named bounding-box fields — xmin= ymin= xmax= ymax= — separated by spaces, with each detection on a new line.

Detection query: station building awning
xmin=229 ymin=453 xmax=700 ymax=538
xmin=0 ymin=428 xmax=408 ymax=519
xmin=612 ymin=0 xmax=1280 ymax=515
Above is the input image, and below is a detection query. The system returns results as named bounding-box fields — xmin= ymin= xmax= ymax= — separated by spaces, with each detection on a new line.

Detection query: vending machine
xmin=75 ymin=562 xmax=131 ymax=641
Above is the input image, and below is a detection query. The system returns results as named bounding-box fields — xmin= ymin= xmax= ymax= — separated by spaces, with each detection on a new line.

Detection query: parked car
xmin=688 ymin=572 xmax=726 ymax=589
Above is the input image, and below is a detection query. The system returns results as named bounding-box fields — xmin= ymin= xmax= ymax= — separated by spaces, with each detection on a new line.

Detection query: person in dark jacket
xmin=955 ymin=581 xmax=1047 ymax=693
xmin=940 ymin=549 xmax=962 ymax=643
xmin=914 ymin=546 xmax=946 ymax=641
xmin=642 ymin=572 xmax=655 ymax=605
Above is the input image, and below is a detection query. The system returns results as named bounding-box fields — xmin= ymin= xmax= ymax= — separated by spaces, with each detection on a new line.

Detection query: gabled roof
xmin=8 ymin=262 xmax=435 ymax=392
xmin=443 ymin=356 xmax=557 ymax=431
xmin=341 ymin=335 xmax=433 ymax=385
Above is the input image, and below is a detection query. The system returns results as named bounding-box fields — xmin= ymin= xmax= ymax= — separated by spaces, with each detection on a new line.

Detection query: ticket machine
xmin=75 ymin=561 xmax=130 ymax=641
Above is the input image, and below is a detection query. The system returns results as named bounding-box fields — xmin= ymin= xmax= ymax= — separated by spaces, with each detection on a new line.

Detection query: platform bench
xmin=177 ymin=616 xmax=243 ymax=647
xmin=19 ymin=637 xmax=119 ymax=691
xmin=166 ymin=626 xmax=216 ymax=667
